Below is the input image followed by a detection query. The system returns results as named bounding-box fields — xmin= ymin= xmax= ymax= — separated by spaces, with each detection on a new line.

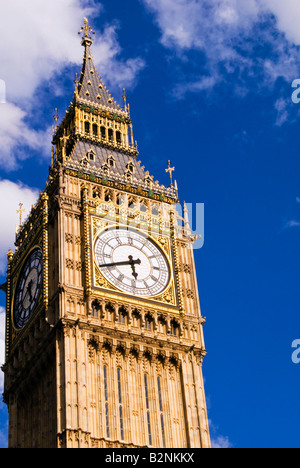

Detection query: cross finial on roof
xmin=52 ymin=108 xmax=59 ymax=134
xmin=165 ymin=160 xmax=175 ymax=187
xmin=17 ymin=202 xmax=25 ymax=228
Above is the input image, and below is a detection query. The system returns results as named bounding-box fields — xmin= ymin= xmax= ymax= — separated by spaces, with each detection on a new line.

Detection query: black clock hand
xmin=98 ymin=257 xmax=141 ymax=269
xmin=22 ymin=281 xmax=33 ymax=305
xmin=128 ymin=255 xmax=139 ymax=280
xmin=26 ymin=280 xmax=34 ymax=302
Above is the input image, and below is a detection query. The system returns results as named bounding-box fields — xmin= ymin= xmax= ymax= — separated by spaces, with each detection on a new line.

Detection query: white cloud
xmin=0 ymin=103 xmax=52 ymax=170
xmin=0 ymin=1 xmax=145 ymax=169
xmin=263 ymin=0 xmax=300 ymax=45
xmin=0 ymin=180 xmax=39 ymax=274
xmin=91 ymin=24 xmax=146 ymax=91
xmin=0 ymin=0 xmax=93 ymax=102
xmin=141 ymin=0 xmax=300 ymax=102
xmin=211 ymin=435 xmax=232 ymax=449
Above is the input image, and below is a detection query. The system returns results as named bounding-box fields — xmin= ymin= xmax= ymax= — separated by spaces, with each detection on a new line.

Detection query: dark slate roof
xmin=66 ymin=141 xmax=178 ymax=200
xmin=76 ymin=44 xmax=121 ymax=112
xmin=68 ymin=141 xmax=146 ymax=180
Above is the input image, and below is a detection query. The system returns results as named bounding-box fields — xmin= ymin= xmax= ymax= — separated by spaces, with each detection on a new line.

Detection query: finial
xmin=74 ymin=72 xmax=80 ymax=85
xmin=122 ymin=88 xmax=128 ymax=112
xmin=53 ymin=108 xmax=59 ymax=134
xmin=78 ymin=17 xmax=95 ymax=46
xmin=165 ymin=160 xmax=175 ymax=187
xmin=7 ymin=248 xmax=14 ymax=262
xmin=17 ymin=202 xmax=25 ymax=228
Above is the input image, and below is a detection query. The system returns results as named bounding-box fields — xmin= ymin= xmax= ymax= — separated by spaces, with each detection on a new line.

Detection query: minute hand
xmin=98 ymin=258 xmax=141 ymax=269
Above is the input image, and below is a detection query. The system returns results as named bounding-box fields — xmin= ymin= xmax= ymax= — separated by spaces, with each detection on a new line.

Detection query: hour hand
xmin=27 ymin=280 xmax=33 ymax=302
xmin=128 ymin=255 xmax=140 ymax=279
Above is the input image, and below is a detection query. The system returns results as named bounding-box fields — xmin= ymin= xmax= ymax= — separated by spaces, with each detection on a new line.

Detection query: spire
xmin=76 ymin=18 xmax=121 ymax=112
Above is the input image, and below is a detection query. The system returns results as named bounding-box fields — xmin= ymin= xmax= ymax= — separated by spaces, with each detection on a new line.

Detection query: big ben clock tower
xmin=3 ymin=19 xmax=211 ymax=449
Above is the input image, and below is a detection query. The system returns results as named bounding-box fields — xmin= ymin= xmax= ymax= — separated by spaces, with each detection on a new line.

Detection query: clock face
xmin=94 ymin=227 xmax=170 ymax=297
xmin=13 ymin=248 xmax=43 ymax=330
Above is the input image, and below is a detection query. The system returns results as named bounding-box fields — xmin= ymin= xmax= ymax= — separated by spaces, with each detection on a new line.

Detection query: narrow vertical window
xmin=117 ymin=368 xmax=124 ymax=440
xmin=103 ymin=366 xmax=110 ymax=438
xmin=144 ymin=374 xmax=152 ymax=446
xmin=158 ymin=377 xmax=166 ymax=448
xmin=100 ymin=126 xmax=106 ymax=140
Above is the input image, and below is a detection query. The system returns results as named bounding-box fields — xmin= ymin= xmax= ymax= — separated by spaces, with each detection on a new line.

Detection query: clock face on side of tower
xmin=13 ymin=248 xmax=43 ymax=330
xmin=94 ymin=227 xmax=170 ymax=298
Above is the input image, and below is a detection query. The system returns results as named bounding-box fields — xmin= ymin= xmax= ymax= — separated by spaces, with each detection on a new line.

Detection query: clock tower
xmin=3 ymin=19 xmax=211 ymax=449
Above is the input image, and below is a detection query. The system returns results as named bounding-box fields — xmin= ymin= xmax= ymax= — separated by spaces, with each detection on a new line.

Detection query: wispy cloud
xmin=141 ymin=0 xmax=300 ymax=111
xmin=284 ymin=220 xmax=300 ymax=229
xmin=209 ymin=419 xmax=233 ymax=448
xmin=211 ymin=435 xmax=232 ymax=449
xmin=281 ymin=197 xmax=300 ymax=231
xmin=0 ymin=180 xmax=39 ymax=274
xmin=0 ymin=1 xmax=145 ymax=170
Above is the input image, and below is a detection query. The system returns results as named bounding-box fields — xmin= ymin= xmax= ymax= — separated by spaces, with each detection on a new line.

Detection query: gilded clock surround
xmin=92 ymin=222 xmax=176 ymax=305
xmin=3 ymin=18 xmax=211 ymax=449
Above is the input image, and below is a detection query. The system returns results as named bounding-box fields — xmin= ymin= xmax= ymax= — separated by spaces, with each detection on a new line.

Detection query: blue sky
xmin=1 ymin=0 xmax=300 ymax=448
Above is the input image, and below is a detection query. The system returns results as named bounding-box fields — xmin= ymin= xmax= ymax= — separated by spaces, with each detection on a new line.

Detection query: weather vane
xmin=17 ymin=202 xmax=25 ymax=228
xmin=165 ymin=160 xmax=175 ymax=187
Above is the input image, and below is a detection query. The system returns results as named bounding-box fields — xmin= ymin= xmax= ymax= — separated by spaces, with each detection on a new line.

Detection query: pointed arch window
xmin=144 ymin=314 xmax=153 ymax=331
xmin=145 ymin=175 xmax=152 ymax=188
xmin=87 ymin=149 xmax=95 ymax=161
xmin=157 ymin=377 xmax=166 ymax=447
xmin=108 ymin=128 xmax=114 ymax=142
xmin=107 ymin=153 xmax=115 ymax=168
xmin=84 ymin=121 xmax=90 ymax=134
xmin=100 ymin=126 xmax=106 ymax=140
xmin=116 ymin=131 xmax=122 ymax=145
xmin=170 ymin=319 xmax=179 ymax=337
xmin=103 ymin=366 xmax=110 ymax=438
xmin=126 ymin=161 xmax=135 ymax=173
xmin=144 ymin=374 xmax=152 ymax=446
xmin=117 ymin=368 xmax=124 ymax=441
xmin=92 ymin=124 xmax=98 ymax=137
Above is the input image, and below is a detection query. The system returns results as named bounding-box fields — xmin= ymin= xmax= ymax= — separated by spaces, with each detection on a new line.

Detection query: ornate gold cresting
xmin=170 ymin=208 xmax=184 ymax=315
xmin=5 ymin=249 xmax=14 ymax=360
xmin=42 ymin=193 xmax=49 ymax=310
xmin=82 ymin=186 xmax=92 ymax=297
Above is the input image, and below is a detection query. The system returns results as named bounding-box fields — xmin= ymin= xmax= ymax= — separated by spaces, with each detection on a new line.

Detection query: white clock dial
xmin=94 ymin=228 xmax=170 ymax=297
